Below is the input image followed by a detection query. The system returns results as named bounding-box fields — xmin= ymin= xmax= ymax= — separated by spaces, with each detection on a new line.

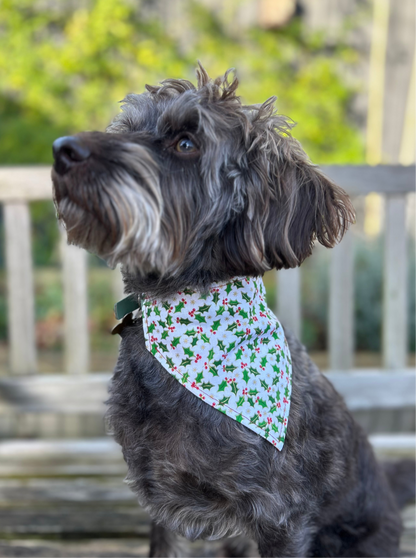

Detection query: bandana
xmin=142 ymin=276 xmax=292 ymax=450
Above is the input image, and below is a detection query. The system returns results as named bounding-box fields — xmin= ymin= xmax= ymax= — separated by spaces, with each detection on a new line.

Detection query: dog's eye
xmin=175 ymin=137 xmax=197 ymax=154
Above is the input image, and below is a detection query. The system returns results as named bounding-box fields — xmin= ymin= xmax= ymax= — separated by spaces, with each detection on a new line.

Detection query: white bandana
xmin=142 ymin=276 xmax=292 ymax=450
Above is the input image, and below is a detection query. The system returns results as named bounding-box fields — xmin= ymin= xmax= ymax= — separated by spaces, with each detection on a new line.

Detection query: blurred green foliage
xmin=0 ymin=0 xmax=363 ymax=164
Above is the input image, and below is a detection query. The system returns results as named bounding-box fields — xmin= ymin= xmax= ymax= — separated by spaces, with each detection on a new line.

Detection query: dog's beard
xmin=53 ymin=143 xmax=170 ymax=272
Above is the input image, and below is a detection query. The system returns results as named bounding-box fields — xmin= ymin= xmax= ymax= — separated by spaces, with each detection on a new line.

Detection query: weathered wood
xmin=321 ymin=165 xmax=415 ymax=195
xmin=366 ymin=0 xmax=390 ymax=165
xmin=0 ymin=373 xmax=110 ymax=413
xmin=400 ymin=60 xmax=415 ymax=165
xmin=383 ymin=196 xmax=407 ymax=368
xmin=329 ymin=230 xmax=354 ymax=370
xmin=0 ymin=166 xmax=414 ymax=202
xmin=276 ymin=267 xmax=301 ymax=338
xmin=61 ymin=230 xmax=89 ymax=374
xmin=0 ymin=166 xmax=52 ymax=201
xmin=325 ymin=370 xmax=415 ymax=410
xmin=0 ymin=438 xmax=126 ymax=477
xmin=1 ymin=370 xmax=414 ymax=414
xmin=4 ymin=202 xmax=37 ymax=374
xmin=382 ymin=0 xmax=415 ymax=162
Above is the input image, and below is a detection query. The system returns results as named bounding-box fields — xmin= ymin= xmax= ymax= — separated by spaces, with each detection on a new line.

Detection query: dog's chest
xmin=141 ymin=276 xmax=292 ymax=450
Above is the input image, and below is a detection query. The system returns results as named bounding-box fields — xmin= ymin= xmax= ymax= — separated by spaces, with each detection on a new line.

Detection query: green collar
xmin=114 ymin=294 xmax=140 ymax=320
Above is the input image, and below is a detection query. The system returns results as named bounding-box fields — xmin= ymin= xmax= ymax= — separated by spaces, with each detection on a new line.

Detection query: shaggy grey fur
xmin=52 ymin=65 xmax=407 ymax=557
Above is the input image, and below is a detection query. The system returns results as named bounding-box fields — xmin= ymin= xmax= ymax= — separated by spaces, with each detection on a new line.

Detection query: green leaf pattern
xmin=142 ymin=276 xmax=292 ymax=450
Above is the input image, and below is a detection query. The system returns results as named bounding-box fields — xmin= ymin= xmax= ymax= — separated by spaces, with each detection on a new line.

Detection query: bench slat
xmin=4 ymin=202 xmax=37 ymax=374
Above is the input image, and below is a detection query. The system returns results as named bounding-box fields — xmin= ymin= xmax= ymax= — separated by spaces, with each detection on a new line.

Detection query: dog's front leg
xmin=149 ymin=521 xmax=188 ymax=558
xmin=255 ymin=519 xmax=312 ymax=558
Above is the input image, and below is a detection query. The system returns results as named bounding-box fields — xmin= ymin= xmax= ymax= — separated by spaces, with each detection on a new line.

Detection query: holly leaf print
xmin=211 ymin=320 xmax=221 ymax=331
xmin=186 ymin=328 xmax=197 ymax=336
xmin=241 ymin=292 xmax=250 ymax=303
xmin=166 ymin=315 xmax=173 ymax=326
xmin=195 ymin=372 xmax=204 ymax=383
xmin=162 ymin=301 xmax=170 ymax=311
xmin=171 ymin=337 xmax=181 ymax=348
xmin=258 ymin=420 xmax=267 ymax=428
xmin=225 ymin=283 xmax=232 ymax=295
xmin=261 ymin=337 xmax=270 ymax=345
xmin=236 ymin=414 xmax=244 ymax=423
xmin=197 ymin=304 xmax=210 ymax=314
xmin=235 ymin=349 xmax=243 ymax=360
xmin=233 ymin=280 xmax=243 ymax=289
xmin=184 ymin=347 xmax=194 ymax=358
xmin=250 ymin=353 xmax=256 ymax=363
xmin=249 ymin=366 xmax=260 ymax=376
xmin=154 ymin=307 xmax=161 ymax=317
xmin=191 ymin=337 xmax=198 ymax=347
xmin=247 ymin=397 xmax=255 ymax=407
xmin=260 ymin=357 xmax=268 ymax=367
xmin=250 ymin=414 xmax=259 ymax=424
xmin=226 ymin=322 xmax=237 ymax=332
xmin=230 ymin=381 xmax=239 ymax=395
xmin=199 ymin=292 xmax=208 ymax=300
xmin=216 ymin=306 xmax=225 ymax=316
xmin=159 ymin=343 xmax=168 ymax=353
xmin=181 ymin=358 xmax=192 ymax=366
xmin=237 ymin=396 xmax=245 ymax=407
xmin=285 ymin=386 xmax=290 ymax=398
xmin=161 ymin=330 xmax=169 ymax=340
xmin=229 ymin=300 xmax=239 ymax=307
xmin=182 ymin=372 xmax=189 ymax=383
xmin=268 ymin=348 xmax=277 ymax=355
xmin=212 ymin=291 xmax=220 ymax=304
xmin=201 ymin=382 xmax=214 ymax=390
xmin=268 ymin=395 xmax=276 ymax=404
xmin=195 ymin=315 xmax=206 ymax=324
xmin=258 ymin=399 xmax=268 ymax=409
xmin=235 ymin=330 xmax=245 ymax=338
xmin=227 ymin=341 xmax=236 ymax=352
xmin=208 ymin=349 xmax=214 ymax=360
xmin=151 ymin=343 xmax=157 ymax=356
xmin=242 ymin=369 xmax=250 ymax=383
xmin=213 ymin=360 xmax=222 ymax=367
xmin=271 ymin=424 xmax=279 ymax=433
xmin=277 ymin=416 xmax=284 ymax=424
xmin=209 ymin=366 xmax=218 ymax=376
xmin=238 ymin=309 xmax=248 ymax=319
xmin=275 ymin=390 xmax=281 ymax=401
xmin=249 ymin=389 xmax=258 ymax=396
xmin=179 ymin=317 xmax=191 ymax=325
xmin=269 ymin=405 xmax=277 ymax=414
xmin=260 ymin=379 xmax=269 ymax=390
xmin=218 ymin=340 xmax=225 ymax=351
xmin=225 ymin=365 xmax=237 ymax=373
xmin=201 ymin=333 xmax=210 ymax=343
xmin=183 ymin=288 xmax=193 ymax=295
xmin=228 ymin=307 xmax=235 ymax=317
xmin=219 ymin=396 xmax=230 ymax=406
xmin=218 ymin=380 xmax=228 ymax=392
xmin=148 ymin=323 xmax=156 ymax=333
xmin=272 ymin=375 xmax=280 ymax=386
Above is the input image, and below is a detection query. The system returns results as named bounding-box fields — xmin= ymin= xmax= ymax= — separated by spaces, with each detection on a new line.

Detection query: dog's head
xmin=52 ymin=64 xmax=354 ymax=282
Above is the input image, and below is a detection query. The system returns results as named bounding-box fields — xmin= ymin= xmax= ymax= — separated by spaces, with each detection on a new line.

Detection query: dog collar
xmin=142 ymin=276 xmax=292 ymax=450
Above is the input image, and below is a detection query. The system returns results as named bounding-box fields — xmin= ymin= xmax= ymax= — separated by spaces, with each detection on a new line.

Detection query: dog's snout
xmin=53 ymin=136 xmax=90 ymax=175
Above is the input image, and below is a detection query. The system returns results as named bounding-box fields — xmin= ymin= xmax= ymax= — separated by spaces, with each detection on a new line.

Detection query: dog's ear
xmin=247 ymin=100 xmax=355 ymax=270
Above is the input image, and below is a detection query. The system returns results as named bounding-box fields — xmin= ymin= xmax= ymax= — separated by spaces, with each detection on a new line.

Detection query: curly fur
xmin=52 ymin=65 xmax=406 ymax=557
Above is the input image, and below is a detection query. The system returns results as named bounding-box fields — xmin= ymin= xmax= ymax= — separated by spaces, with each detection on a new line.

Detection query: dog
xmin=52 ymin=65 xmax=410 ymax=557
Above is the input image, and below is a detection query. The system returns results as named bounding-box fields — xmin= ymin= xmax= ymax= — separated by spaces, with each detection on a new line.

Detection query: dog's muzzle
xmin=53 ymin=136 xmax=91 ymax=176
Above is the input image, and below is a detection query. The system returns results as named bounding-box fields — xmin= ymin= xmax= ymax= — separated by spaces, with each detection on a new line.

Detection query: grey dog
xmin=52 ymin=66 xmax=409 ymax=557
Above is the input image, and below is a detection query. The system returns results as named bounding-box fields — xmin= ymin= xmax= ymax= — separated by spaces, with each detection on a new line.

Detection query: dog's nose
xmin=52 ymin=136 xmax=90 ymax=175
